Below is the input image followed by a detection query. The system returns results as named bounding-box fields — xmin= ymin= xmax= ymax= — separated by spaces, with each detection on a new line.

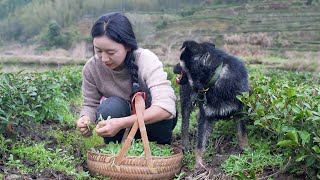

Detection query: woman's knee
xmin=96 ymin=96 xmax=131 ymax=121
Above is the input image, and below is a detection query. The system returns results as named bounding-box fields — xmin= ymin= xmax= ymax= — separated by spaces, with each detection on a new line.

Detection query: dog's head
xmin=177 ymin=40 xmax=218 ymax=90
xmin=180 ymin=40 xmax=216 ymax=67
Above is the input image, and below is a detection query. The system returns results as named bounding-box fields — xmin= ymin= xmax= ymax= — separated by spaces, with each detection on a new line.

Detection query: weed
xmin=74 ymin=171 xmax=91 ymax=180
xmin=5 ymin=154 xmax=25 ymax=171
xmin=183 ymin=150 xmax=195 ymax=170
xmin=80 ymin=131 xmax=104 ymax=154
xmin=174 ymin=171 xmax=186 ymax=180
xmin=173 ymin=110 xmax=198 ymax=136
xmin=222 ymin=145 xmax=283 ymax=177
xmin=0 ymin=134 xmax=11 ymax=154
xmin=10 ymin=142 xmax=79 ymax=174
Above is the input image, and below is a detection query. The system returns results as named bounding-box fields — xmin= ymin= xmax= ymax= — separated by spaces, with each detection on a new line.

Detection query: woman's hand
xmin=76 ymin=116 xmax=92 ymax=137
xmin=95 ymin=118 xmax=123 ymax=137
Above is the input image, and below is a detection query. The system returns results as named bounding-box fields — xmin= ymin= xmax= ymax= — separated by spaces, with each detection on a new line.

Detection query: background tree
xmin=41 ymin=20 xmax=72 ymax=49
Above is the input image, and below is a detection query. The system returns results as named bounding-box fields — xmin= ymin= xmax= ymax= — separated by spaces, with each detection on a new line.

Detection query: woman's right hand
xmin=76 ymin=116 xmax=92 ymax=137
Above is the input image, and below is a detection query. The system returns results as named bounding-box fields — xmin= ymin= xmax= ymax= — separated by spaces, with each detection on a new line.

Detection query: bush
xmin=180 ymin=7 xmax=197 ymax=17
xmin=238 ymin=68 xmax=320 ymax=177
xmin=0 ymin=66 xmax=82 ymax=135
xmin=156 ymin=20 xmax=168 ymax=31
xmin=41 ymin=20 xmax=73 ymax=49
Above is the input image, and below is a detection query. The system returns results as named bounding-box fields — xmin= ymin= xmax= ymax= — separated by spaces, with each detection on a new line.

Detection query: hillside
xmin=0 ymin=0 xmax=319 ymax=69
xmin=137 ymin=1 xmax=320 ymax=65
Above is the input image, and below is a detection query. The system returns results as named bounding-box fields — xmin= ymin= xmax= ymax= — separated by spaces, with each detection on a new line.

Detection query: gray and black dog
xmin=173 ymin=40 xmax=250 ymax=168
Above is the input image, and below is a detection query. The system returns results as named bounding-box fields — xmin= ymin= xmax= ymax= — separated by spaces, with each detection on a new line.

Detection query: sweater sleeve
xmin=79 ymin=61 xmax=102 ymax=123
xmin=138 ymin=50 xmax=177 ymax=118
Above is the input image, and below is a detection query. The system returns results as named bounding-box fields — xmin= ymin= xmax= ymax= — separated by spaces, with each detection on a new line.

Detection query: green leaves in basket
xmin=96 ymin=139 xmax=174 ymax=157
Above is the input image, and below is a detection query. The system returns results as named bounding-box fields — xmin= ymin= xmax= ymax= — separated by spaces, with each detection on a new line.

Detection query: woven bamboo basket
xmin=86 ymin=93 xmax=183 ymax=180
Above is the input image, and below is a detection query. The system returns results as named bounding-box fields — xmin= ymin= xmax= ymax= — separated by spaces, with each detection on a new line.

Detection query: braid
xmin=125 ymin=51 xmax=141 ymax=93
xmin=126 ymin=50 xmax=152 ymax=108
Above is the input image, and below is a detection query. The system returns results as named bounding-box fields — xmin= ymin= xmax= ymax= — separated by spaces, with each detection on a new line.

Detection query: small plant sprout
xmin=87 ymin=115 xmax=111 ymax=131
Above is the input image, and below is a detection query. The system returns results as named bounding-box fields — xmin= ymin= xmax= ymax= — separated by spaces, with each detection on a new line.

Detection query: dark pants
xmin=96 ymin=96 xmax=177 ymax=145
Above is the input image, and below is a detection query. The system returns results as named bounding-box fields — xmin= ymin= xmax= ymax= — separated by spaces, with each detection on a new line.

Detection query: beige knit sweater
xmin=80 ymin=48 xmax=176 ymax=122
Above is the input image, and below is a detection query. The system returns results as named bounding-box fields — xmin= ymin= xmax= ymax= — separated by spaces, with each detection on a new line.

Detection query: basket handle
xmin=115 ymin=93 xmax=157 ymax=173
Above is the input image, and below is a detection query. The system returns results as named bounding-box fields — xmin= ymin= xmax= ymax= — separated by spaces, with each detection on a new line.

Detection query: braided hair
xmin=91 ymin=12 xmax=141 ymax=94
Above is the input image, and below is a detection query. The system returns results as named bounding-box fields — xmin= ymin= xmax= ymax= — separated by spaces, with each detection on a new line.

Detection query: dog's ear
xmin=181 ymin=40 xmax=201 ymax=54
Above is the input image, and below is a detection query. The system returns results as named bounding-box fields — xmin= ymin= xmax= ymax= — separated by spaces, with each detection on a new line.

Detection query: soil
xmin=0 ymin=120 xmax=305 ymax=180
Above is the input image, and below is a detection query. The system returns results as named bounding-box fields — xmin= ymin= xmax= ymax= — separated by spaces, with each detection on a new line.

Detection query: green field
xmin=0 ymin=0 xmax=319 ymax=179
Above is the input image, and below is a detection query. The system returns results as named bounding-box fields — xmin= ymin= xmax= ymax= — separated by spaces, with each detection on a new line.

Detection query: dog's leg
xmin=195 ymin=108 xmax=213 ymax=169
xmin=181 ymin=85 xmax=193 ymax=152
xmin=234 ymin=113 xmax=249 ymax=150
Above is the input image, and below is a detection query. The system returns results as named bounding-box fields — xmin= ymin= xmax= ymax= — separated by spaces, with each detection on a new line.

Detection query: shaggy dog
xmin=173 ymin=40 xmax=249 ymax=168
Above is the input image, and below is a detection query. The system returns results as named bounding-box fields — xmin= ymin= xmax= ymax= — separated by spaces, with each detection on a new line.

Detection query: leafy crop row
xmin=0 ymin=66 xmax=82 ymax=134
xmin=238 ymin=68 xmax=320 ymax=177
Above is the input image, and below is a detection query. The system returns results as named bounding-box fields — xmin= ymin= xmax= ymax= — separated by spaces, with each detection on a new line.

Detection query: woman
xmin=76 ymin=12 xmax=177 ymax=145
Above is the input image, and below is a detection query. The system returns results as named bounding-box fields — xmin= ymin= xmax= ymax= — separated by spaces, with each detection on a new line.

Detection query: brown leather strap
xmin=115 ymin=93 xmax=156 ymax=173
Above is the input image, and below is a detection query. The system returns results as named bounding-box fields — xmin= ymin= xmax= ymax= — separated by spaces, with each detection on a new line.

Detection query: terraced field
xmin=130 ymin=1 xmax=320 ymax=64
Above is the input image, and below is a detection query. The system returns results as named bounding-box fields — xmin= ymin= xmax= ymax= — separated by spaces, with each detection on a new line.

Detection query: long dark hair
xmin=91 ymin=12 xmax=141 ymax=93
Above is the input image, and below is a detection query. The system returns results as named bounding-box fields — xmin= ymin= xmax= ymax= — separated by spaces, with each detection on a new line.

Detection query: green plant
xmin=164 ymin=66 xmax=179 ymax=96
xmin=40 ymin=97 xmax=69 ymax=122
xmin=156 ymin=20 xmax=168 ymax=30
xmin=179 ymin=7 xmax=198 ymax=17
xmin=174 ymin=171 xmax=186 ymax=180
xmin=222 ymin=145 xmax=283 ymax=177
xmin=5 ymin=154 xmax=25 ymax=170
xmin=80 ymin=132 xmax=104 ymax=155
xmin=11 ymin=142 xmax=79 ymax=174
xmin=182 ymin=150 xmax=195 ymax=170
xmin=40 ymin=20 xmax=72 ymax=49
xmin=0 ymin=134 xmax=11 ymax=154
xmin=74 ymin=171 xmax=91 ymax=180
xmin=0 ymin=66 xmax=82 ymax=135
xmin=237 ymin=67 xmax=320 ymax=177
xmin=95 ymin=139 xmax=174 ymax=157
xmin=173 ymin=110 xmax=198 ymax=137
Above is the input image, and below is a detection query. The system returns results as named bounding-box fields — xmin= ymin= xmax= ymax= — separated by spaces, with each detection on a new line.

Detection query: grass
xmin=183 ymin=150 xmax=196 ymax=170
xmin=9 ymin=141 xmax=79 ymax=174
xmin=243 ymin=56 xmax=289 ymax=63
xmin=222 ymin=143 xmax=284 ymax=177
xmin=173 ymin=110 xmax=198 ymax=136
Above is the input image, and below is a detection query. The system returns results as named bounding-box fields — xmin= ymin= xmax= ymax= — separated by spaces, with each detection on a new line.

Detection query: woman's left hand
xmin=95 ymin=118 xmax=123 ymax=137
